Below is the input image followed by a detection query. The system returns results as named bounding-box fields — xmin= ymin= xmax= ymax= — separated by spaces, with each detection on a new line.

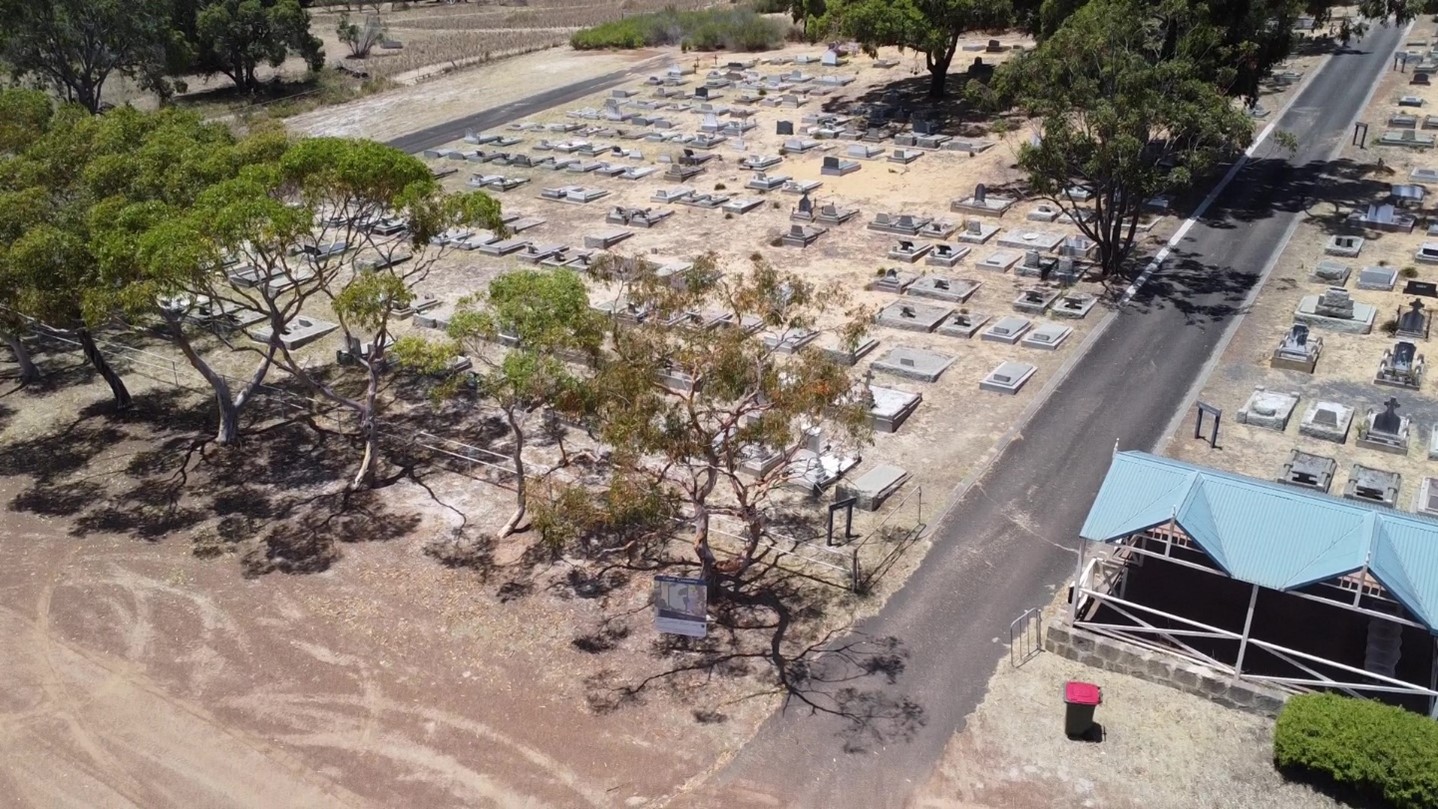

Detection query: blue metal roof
xmin=1082 ymin=451 xmax=1438 ymax=633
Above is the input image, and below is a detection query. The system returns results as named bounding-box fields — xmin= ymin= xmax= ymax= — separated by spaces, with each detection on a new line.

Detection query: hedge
xmin=1273 ymin=692 xmax=1438 ymax=808
xmin=570 ymin=8 xmax=786 ymax=52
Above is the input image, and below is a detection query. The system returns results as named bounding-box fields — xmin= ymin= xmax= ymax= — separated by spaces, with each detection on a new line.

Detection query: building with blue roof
xmin=1071 ymin=451 xmax=1438 ymax=718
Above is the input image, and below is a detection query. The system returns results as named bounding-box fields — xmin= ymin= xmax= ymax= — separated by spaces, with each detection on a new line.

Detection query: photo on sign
xmin=654 ymin=575 xmax=708 ymax=638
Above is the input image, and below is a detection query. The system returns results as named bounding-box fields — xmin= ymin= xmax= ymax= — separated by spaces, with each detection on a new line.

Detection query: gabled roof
xmin=1081 ymin=452 xmax=1438 ymax=633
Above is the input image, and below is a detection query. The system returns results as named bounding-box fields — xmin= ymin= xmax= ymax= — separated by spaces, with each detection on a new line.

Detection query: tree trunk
xmin=499 ymin=409 xmax=529 ymax=537
xmin=692 ymin=504 xmax=717 ymax=583
xmin=76 ymin=328 xmax=131 ymax=409
xmin=739 ymin=505 xmax=765 ymax=572
xmin=927 ymin=60 xmax=949 ymax=99
xmin=351 ymin=416 xmax=378 ymax=490
xmin=5 ymin=333 xmax=40 ymax=386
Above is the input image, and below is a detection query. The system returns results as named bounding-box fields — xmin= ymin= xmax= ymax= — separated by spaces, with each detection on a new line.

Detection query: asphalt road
xmin=384 ymin=62 xmax=660 ymax=153
xmin=688 ymin=23 xmax=1407 ymax=809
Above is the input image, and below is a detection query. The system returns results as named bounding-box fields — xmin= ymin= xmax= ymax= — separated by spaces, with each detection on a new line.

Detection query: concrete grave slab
xmin=957 ymin=219 xmax=1000 ymax=244
xmin=981 ymin=315 xmax=1032 ymax=344
xmin=760 ymin=327 xmax=820 ymax=353
xmin=819 ymin=333 xmax=878 ymax=365
xmin=1324 ymin=235 xmax=1364 ymax=257
xmin=1013 ymin=287 xmax=1060 ymax=314
xmin=871 ymin=346 xmax=956 ymax=382
xmin=937 ymin=311 xmax=991 ymax=338
xmin=906 ymin=275 xmax=980 ymax=302
xmin=838 ymin=463 xmax=911 ymax=510
xmin=1277 ymin=450 xmax=1337 ymax=492
xmin=1298 ymin=401 xmax=1354 ymax=443
xmin=1310 ymin=258 xmax=1351 ymax=285
xmin=926 ymin=243 xmax=970 ymax=267
xmin=1236 ymin=387 xmax=1300 ymax=431
xmin=1344 ymin=464 xmax=1401 ymax=507
xmin=951 ymin=183 xmax=1015 ymax=216
xmin=888 ymin=240 xmax=933 ymax=263
xmin=1020 ymin=322 xmax=1072 ymax=351
xmin=975 ymin=250 xmax=1021 ymax=272
xmin=1356 ymin=265 xmax=1399 ymax=291
xmin=868 ymin=268 xmax=917 ymax=293
xmin=251 ymin=316 xmax=337 ymax=350
xmin=997 ymin=230 xmax=1066 ymax=251
xmin=875 ymin=300 xmax=953 ymax=332
xmin=1295 ymin=289 xmax=1377 ymax=334
xmin=478 ymin=238 xmax=531 ymax=256
xmin=721 ymin=197 xmax=763 ymax=215
xmin=583 ymin=229 xmax=634 ymax=249
xmin=980 ymin=361 xmax=1037 ymax=395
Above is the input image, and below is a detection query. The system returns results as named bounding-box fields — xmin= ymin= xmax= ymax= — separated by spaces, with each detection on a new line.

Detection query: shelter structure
xmin=1071 ymin=451 xmax=1438 ymax=717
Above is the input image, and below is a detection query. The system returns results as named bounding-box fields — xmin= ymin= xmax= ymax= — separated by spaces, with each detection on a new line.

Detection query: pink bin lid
xmin=1064 ymin=681 xmax=1102 ymax=705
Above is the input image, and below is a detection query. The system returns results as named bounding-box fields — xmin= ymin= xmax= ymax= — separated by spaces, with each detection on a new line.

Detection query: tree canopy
xmin=820 ymin=0 xmax=1012 ymax=97
xmin=188 ymin=0 xmax=324 ymax=92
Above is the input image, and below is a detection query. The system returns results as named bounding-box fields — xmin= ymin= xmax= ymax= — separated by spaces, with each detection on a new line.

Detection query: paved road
xmin=384 ymin=61 xmax=663 ymax=153
xmin=688 ymin=23 xmax=1406 ymax=809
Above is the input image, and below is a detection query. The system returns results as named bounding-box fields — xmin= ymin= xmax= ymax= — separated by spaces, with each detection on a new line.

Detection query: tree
xmin=821 ymin=0 xmax=1012 ymax=98
xmin=337 ymin=12 xmax=387 ymax=58
xmin=189 ymin=0 xmax=325 ymax=92
xmin=1002 ymin=0 xmax=1252 ymax=279
xmin=589 ymin=254 xmax=872 ymax=585
xmin=0 ymin=0 xmax=174 ymax=113
xmin=0 ymin=89 xmax=57 ymax=385
xmin=397 ymin=268 xmax=606 ymax=537
xmin=196 ymin=137 xmax=503 ymax=487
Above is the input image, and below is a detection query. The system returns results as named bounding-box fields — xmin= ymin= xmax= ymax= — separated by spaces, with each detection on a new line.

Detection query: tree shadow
xmin=817 ymin=60 xmax=1009 ymax=137
xmin=580 ymin=563 xmax=924 ymax=752
xmin=1125 ymin=245 xmax=1261 ymax=326
xmin=1199 ymin=157 xmax=1393 ymax=233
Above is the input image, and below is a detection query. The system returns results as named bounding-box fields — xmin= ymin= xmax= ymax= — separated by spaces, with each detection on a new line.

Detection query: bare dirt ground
xmin=913 ymin=623 xmax=1339 ymax=809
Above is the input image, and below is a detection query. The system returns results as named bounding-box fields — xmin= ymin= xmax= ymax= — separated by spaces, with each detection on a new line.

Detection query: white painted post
xmin=1233 ymin=584 xmax=1261 ymax=677
xmin=1068 ymin=538 xmax=1087 ymax=622
xmin=1430 ymin=638 xmax=1437 ymax=719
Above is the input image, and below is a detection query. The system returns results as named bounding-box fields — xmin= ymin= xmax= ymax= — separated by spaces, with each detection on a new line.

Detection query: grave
xmin=1397 ymin=299 xmax=1431 ymax=339
xmin=1375 ymin=341 xmax=1424 ymax=389
xmin=741 ymin=154 xmax=784 ymax=170
xmin=785 ymin=430 xmax=860 ymax=495
xmin=681 ymin=192 xmax=730 ymax=209
xmin=980 ymin=361 xmax=1037 ymax=395
xmin=478 ymin=238 xmax=531 ymax=256
xmin=869 ymin=212 xmax=932 ymax=236
xmin=1021 ymin=322 xmax=1072 ymax=351
xmin=872 ymin=346 xmax=956 ymax=382
xmin=1027 ymin=203 xmax=1061 ymax=223
xmin=937 ymin=311 xmax=991 ymax=338
xmin=981 ymin=315 xmax=1032 ymax=344
xmin=1400 ymin=95 xmax=1425 ymax=107
xmin=1356 ymin=265 xmax=1399 ymax=291
xmin=819 ymin=332 xmax=879 ymax=365
xmin=976 ymin=250 xmax=1021 ymax=272
xmin=1407 ymin=280 xmax=1438 ymax=299
xmin=1390 ymin=112 xmax=1419 ymax=129
xmin=776 ymin=120 xmax=795 ymax=136
xmin=997 ymin=230 xmax=1067 ymax=252
xmin=251 ymin=316 xmax=338 ymax=350
xmin=1392 ymin=183 xmax=1427 ymax=207
xmin=1298 ymin=401 xmax=1354 ymax=443
xmin=957 ymin=218 xmax=1000 ymax=244
xmin=926 ymin=243 xmax=970 ymax=268
xmin=782 ymin=179 xmax=822 ymax=194
xmin=782 ymin=223 xmax=827 ymax=247
xmin=791 ymin=193 xmax=817 ymax=222
xmin=507 ymin=216 xmax=546 ymax=233
xmin=1059 ymin=235 xmax=1098 ymax=259
xmin=838 ymin=463 xmax=910 ymax=511
xmin=1343 ymin=465 xmax=1402 ymax=508
xmin=1324 ymin=235 xmax=1365 ymax=257
xmin=1270 ymin=323 xmax=1323 ymax=373
xmin=1016 ymin=249 xmax=1057 ymax=278
xmin=1310 ymin=258 xmax=1351 ymax=285
xmin=944 ymin=138 xmax=995 ymax=154
xmin=907 ymin=275 xmax=980 ymax=303
xmin=821 ymin=156 xmax=862 ymax=176
xmin=1351 ymin=203 xmax=1415 ymax=232
xmin=1052 ymin=292 xmax=1098 ymax=320
xmin=1277 ymin=450 xmax=1337 ymax=493
xmin=1013 ymin=287 xmax=1060 ymax=314
xmin=875 ymin=300 xmax=953 ymax=332
xmin=918 ymin=219 xmax=958 ymax=238
xmin=888 ymin=240 xmax=933 ymax=263
xmin=846 ymin=144 xmax=886 ymax=160
xmin=746 ymin=171 xmax=790 ymax=191
xmin=591 ymin=296 xmax=651 ymax=324
xmin=1378 ymin=128 xmax=1436 ymax=147
xmin=1417 ymin=242 xmax=1438 ymax=264
xmin=951 ymin=183 xmax=1016 ymax=217
xmin=606 ymin=206 xmax=672 ymax=228
xmin=1357 ymin=397 xmax=1411 ymax=454
xmin=583 ymin=229 xmax=634 ymax=249
xmin=722 ymin=197 xmax=764 ymax=215
xmin=815 ymin=201 xmax=860 ymax=225
xmin=1236 ymin=387 xmax=1300 ymax=431
xmin=760 ymin=327 xmax=820 ymax=353
xmin=780 ymin=138 xmax=821 ymax=154
xmin=1417 ymin=475 xmax=1438 ymax=512
xmin=868 ymin=267 xmax=918 ymax=293
xmin=515 ymin=243 xmax=566 ymax=264
xmin=888 ymin=149 xmax=923 ymax=164
xmin=1294 ymin=287 xmax=1377 ymax=334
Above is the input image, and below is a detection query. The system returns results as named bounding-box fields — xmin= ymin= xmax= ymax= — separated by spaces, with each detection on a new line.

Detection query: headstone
xmin=1415 ymin=72 xmax=1432 ymax=86
xmin=1399 ymin=299 xmax=1428 ymax=334
xmin=1374 ymin=397 xmax=1403 ymax=435
xmin=974 ymin=183 xmax=987 ymax=204
xmin=777 ymin=120 xmax=794 ymax=136
xmin=822 ymin=155 xmax=840 ymax=169
xmin=1314 ymin=286 xmax=1355 ymax=319
xmin=797 ymin=193 xmax=814 ymax=215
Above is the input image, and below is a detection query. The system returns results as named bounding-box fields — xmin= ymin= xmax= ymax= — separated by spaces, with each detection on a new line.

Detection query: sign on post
xmin=654 ymin=575 xmax=708 ymax=638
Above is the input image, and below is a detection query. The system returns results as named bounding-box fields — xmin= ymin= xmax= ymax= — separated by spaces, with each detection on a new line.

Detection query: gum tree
xmin=822 ymin=0 xmax=1012 ymax=98
xmin=589 ymin=253 xmax=872 ymax=584
xmin=396 ymin=267 xmax=606 ymax=537
xmin=1002 ymin=0 xmax=1252 ymax=278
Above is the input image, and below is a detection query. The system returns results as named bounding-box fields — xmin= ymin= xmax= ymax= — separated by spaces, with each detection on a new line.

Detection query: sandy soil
xmin=1162 ymin=22 xmax=1438 ymax=509
xmin=913 ymin=627 xmax=1339 ymax=809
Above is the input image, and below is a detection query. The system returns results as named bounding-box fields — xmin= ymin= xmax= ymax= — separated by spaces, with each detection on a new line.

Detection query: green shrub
xmin=1273 ymin=693 xmax=1438 ymax=809
xmin=569 ymin=8 xmax=786 ymax=51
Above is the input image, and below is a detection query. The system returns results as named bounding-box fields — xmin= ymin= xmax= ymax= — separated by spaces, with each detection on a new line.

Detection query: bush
xmin=1273 ymin=693 xmax=1438 ymax=809
xmin=570 ymin=8 xmax=786 ymax=51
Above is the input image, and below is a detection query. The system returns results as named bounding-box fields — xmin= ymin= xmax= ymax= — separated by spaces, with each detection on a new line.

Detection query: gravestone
xmin=981 ymin=315 xmax=1032 ymax=344
xmin=871 ymin=346 xmax=956 ymax=382
xmin=875 ymin=300 xmax=952 ymax=332
xmin=1314 ymin=287 xmax=1355 ymax=319
xmin=1299 ymin=401 xmax=1354 ymax=443
xmin=1021 ymin=322 xmax=1072 ymax=351
xmin=1397 ymin=299 xmax=1430 ymax=337
xmin=839 ymin=464 xmax=910 ymax=510
xmin=980 ymin=361 xmax=1037 ymax=395
xmin=1236 ymin=387 xmax=1300 ymax=431
xmin=1357 ymin=397 xmax=1411 ymax=455
xmin=1405 ymin=280 xmax=1438 ymax=297
xmin=1414 ymin=72 xmax=1431 ymax=86
xmin=777 ymin=120 xmax=794 ymax=136
xmin=1278 ymin=450 xmax=1337 ymax=492
xmin=1311 ymin=259 xmax=1350 ymax=285
xmin=1344 ymin=464 xmax=1401 ymax=507
xmin=1355 ymin=265 xmax=1398 ymax=291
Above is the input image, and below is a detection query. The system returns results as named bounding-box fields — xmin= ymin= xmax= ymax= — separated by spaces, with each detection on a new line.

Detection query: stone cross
xmin=1374 ymin=397 xmax=1403 ymax=434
